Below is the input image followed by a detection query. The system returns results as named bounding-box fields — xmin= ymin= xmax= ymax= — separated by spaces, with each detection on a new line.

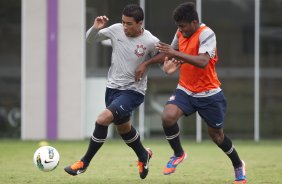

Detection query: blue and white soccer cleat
xmin=234 ymin=160 xmax=247 ymax=183
xmin=163 ymin=152 xmax=187 ymax=175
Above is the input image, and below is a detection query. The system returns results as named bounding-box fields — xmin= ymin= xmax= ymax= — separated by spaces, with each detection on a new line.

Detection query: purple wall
xmin=47 ymin=0 xmax=58 ymax=139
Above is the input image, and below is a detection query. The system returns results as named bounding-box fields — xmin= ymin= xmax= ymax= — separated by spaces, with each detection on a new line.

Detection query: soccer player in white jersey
xmin=64 ymin=4 xmax=159 ymax=179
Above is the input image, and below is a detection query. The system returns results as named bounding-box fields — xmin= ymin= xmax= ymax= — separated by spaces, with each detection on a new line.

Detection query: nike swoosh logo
xmin=77 ymin=170 xmax=84 ymax=174
xmin=144 ymin=165 xmax=148 ymax=169
xmin=44 ymin=160 xmax=54 ymax=164
xmin=216 ymin=122 xmax=223 ymax=126
xmin=120 ymin=105 xmax=125 ymax=111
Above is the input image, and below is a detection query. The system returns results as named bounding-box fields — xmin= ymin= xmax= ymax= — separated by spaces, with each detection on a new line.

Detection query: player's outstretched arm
xmin=93 ymin=15 xmax=109 ymax=30
xmin=86 ymin=15 xmax=109 ymax=44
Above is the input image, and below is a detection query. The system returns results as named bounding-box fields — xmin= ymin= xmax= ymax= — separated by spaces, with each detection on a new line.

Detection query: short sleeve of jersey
xmin=170 ymin=32 xmax=179 ymax=50
xmin=86 ymin=23 xmax=122 ymax=43
xmin=199 ymin=28 xmax=217 ymax=58
xmin=149 ymin=34 xmax=160 ymax=57
xmin=98 ymin=23 xmax=121 ymax=39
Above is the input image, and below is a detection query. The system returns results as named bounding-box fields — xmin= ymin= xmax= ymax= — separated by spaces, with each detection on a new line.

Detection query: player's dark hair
xmin=122 ymin=4 xmax=144 ymax=23
xmin=173 ymin=2 xmax=199 ymax=23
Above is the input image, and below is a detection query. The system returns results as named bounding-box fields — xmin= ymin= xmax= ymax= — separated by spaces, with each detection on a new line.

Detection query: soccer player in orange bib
xmin=135 ymin=2 xmax=246 ymax=183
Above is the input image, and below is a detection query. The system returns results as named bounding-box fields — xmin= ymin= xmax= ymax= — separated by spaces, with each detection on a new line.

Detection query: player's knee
xmin=161 ymin=111 xmax=177 ymax=127
xmin=116 ymin=123 xmax=131 ymax=135
xmin=96 ymin=112 xmax=113 ymax=126
xmin=208 ymin=126 xmax=224 ymax=145
xmin=210 ymin=132 xmax=224 ymax=145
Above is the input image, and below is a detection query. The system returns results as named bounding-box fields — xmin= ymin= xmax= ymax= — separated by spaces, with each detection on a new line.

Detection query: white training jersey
xmin=86 ymin=23 xmax=159 ymax=95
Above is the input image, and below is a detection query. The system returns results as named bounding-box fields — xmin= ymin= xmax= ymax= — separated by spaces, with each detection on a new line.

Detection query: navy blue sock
xmin=81 ymin=122 xmax=108 ymax=164
xmin=218 ymin=135 xmax=242 ymax=168
xmin=163 ymin=123 xmax=184 ymax=157
xmin=120 ymin=126 xmax=147 ymax=162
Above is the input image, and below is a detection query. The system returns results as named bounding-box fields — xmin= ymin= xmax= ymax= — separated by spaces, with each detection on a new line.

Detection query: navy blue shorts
xmin=105 ymin=88 xmax=144 ymax=125
xmin=166 ymin=89 xmax=227 ymax=129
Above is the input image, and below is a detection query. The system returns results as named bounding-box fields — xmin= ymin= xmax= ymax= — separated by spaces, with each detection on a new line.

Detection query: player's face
xmin=122 ymin=15 xmax=143 ymax=37
xmin=176 ymin=20 xmax=198 ymax=38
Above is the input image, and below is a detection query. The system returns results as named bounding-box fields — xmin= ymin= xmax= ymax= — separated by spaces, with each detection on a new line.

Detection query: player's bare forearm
xmin=156 ymin=41 xmax=209 ymax=68
xmin=173 ymin=51 xmax=209 ymax=68
xmin=144 ymin=52 xmax=166 ymax=66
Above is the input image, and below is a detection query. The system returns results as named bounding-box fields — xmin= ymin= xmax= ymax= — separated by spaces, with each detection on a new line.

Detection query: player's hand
xmin=135 ymin=62 xmax=147 ymax=82
xmin=163 ymin=57 xmax=182 ymax=75
xmin=93 ymin=16 xmax=109 ymax=30
xmin=156 ymin=42 xmax=176 ymax=56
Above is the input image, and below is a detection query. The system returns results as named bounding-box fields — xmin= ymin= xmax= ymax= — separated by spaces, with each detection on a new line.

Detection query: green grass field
xmin=0 ymin=139 xmax=281 ymax=184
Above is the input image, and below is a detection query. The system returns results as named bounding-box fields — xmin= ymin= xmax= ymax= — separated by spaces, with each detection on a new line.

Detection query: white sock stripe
xmin=166 ymin=132 xmax=180 ymax=140
xmin=124 ymin=132 xmax=139 ymax=144
xmin=91 ymin=135 xmax=106 ymax=143
xmin=225 ymin=146 xmax=234 ymax=155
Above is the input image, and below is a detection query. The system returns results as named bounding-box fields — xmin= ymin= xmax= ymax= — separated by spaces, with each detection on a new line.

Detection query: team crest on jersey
xmin=134 ymin=45 xmax=146 ymax=57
